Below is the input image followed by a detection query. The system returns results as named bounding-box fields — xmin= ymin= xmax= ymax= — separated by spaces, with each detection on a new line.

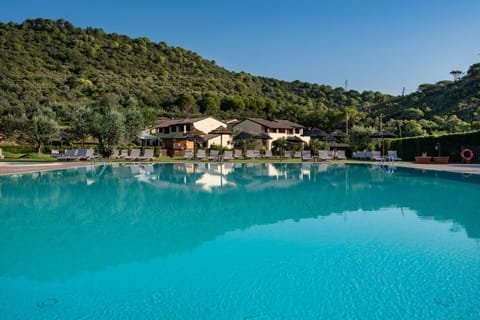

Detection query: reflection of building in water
xmin=265 ymin=163 xmax=281 ymax=177
xmin=195 ymin=172 xmax=236 ymax=192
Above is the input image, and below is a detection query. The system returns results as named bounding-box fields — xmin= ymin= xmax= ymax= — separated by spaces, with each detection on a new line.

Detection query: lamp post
xmin=435 ymin=142 xmax=441 ymax=157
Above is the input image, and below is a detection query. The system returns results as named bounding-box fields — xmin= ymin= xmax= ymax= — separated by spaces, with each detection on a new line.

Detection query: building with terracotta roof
xmin=232 ymin=118 xmax=309 ymax=150
xmin=155 ymin=116 xmax=232 ymax=156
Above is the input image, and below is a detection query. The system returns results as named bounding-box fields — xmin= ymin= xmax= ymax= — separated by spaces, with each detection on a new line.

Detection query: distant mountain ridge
xmin=1 ymin=18 xmax=479 ymax=136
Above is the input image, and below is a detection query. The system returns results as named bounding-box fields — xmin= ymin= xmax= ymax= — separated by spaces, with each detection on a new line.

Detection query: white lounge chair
xmin=223 ymin=150 xmax=233 ymax=161
xmin=301 ymin=150 xmax=312 ymax=161
xmin=196 ymin=149 xmax=207 ymax=160
xmin=119 ymin=149 xmax=129 ymax=159
xmin=126 ymin=149 xmax=140 ymax=160
xmin=284 ymin=151 xmax=292 ymax=159
xmin=246 ymin=150 xmax=256 ymax=159
xmin=387 ymin=150 xmax=402 ymax=161
xmin=353 ymin=151 xmax=368 ymax=159
xmin=234 ymin=149 xmax=243 ymax=159
xmin=0 ymin=148 xmax=3 ymax=160
xmin=209 ymin=150 xmax=220 ymax=161
xmin=183 ymin=150 xmax=194 ymax=160
xmin=370 ymin=151 xmax=384 ymax=161
xmin=139 ymin=149 xmax=154 ymax=161
xmin=293 ymin=151 xmax=302 ymax=159
xmin=336 ymin=150 xmax=347 ymax=160
xmin=50 ymin=149 xmax=60 ymax=159
xmin=318 ymin=150 xmax=333 ymax=161
xmin=264 ymin=150 xmax=272 ymax=158
xmin=110 ymin=149 xmax=120 ymax=159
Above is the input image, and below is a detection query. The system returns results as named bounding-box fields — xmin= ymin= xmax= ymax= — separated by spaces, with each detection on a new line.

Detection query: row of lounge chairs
xmin=352 ymin=150 xmax=402 ymax=161
xmin=184 ymin=149 xmax=274 ymax=161
xmin=110 ymin=148 xmax=154 ymax=161
xmin=183 ymin=149 xmax=348 ymax=162
xmin=52 ymin=148 xmax=96 ymax=160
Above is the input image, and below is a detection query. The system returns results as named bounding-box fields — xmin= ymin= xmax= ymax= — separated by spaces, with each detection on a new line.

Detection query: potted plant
xmin=415 ymin=152 xmax=431 ymax=164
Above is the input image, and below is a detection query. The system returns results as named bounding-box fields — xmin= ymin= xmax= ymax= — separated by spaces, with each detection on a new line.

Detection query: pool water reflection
xmin=0 ymin=163 xmax=479 ymax=319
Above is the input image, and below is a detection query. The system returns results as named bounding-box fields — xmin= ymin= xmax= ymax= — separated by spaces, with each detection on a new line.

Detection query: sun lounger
xmin=246 ymin=150 xmax=257 ymax=159
xmin=58 ymin=149 xmax=77 ymax=160
xmin=223 ymin=150 xmax=233 ymax=161
xmin=301 ymin=150 xmax=312 ymax=161
xmin=370 ymin=151 xmax=384 ymax=161
xmin=336 ymin=150 xmax=347 ymax=160
xmin=264 ymin=150 xmax=272 ymax=158
xmin=139 ymin=149 xmax=154 ymax=161
xmin=50 ymin=149 xmax=60 ymax=159
xmin=353 ymin=151 xmax=368 ymax=159
xmin=318 ymin=150 xmax=333 ymax=161
xmin=234 ymin=149 xmax=243 ymax=159
xmin=293 ymin=151 xmax=302 ymax=159
xmin=196 ymin=149 xmax=207 ymax=160
xmin=126 ymin=149 xmax=141 ymax=160
xmin=119 ymin=149 xmax=129 ymax=159
xmin=284 ymin=151 xmax=292 ymax=159
xmin=76 ymin=148 xmax=94 ymax=160
xmin=183 ymin=150 xmax=194 ymax=160
xmin=387 ymin=150 xmax=402 ymax=161
xmin=209 ymin=150 xmax=220 ymax=161
xmin=110 ymin=149 xmax=120 ymax=159
xmin=0 ymin=148 xmax=3 ymax=159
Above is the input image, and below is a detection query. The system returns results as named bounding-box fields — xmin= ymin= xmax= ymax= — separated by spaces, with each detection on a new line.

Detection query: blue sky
xmin=1 ymin=0 xmax=479 ymax=95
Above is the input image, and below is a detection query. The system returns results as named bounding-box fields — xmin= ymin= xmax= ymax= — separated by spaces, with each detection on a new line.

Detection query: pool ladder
xmin=375 ymin=156 xmax=395 ymax=173
xmin=90 ymin=152 xmax=107 ymax=177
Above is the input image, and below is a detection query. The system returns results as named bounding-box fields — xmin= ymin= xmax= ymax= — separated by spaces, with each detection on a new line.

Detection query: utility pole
xmin=346 ymin=112 xmax=349 ymax=135
xmin=344 ymin=80 xmax=348 ymax=91
xmin=380 ymin=113 xmax=383 ymax=131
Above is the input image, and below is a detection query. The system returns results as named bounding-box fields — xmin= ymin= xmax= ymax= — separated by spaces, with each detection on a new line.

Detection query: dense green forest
xmin=1 ymin=18 xmax=479 ymax=150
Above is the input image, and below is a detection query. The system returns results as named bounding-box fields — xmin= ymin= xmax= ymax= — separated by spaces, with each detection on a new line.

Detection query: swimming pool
xmin=0 ymin=163 xmax=479 ymax=319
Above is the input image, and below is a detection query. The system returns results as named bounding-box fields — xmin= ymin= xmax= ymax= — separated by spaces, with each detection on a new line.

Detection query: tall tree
xmin=23 ymin=107 xmax=59 ymax=153
xmin=124 ymin=106 xmax=145 ymax=144
xmin=88 ymin=109 xmax=125 ymax=156
xmin=67 ymin=104 xmax=91 ymax=146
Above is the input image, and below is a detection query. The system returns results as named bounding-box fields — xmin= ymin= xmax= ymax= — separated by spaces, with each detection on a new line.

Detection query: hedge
xmin=0 ymin=145 xmax=37 ymax=153
xmin=387 ymin=130 xmax=480 ymax=162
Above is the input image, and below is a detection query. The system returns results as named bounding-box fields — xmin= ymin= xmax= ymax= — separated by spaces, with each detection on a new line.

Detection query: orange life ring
xmin=460 ymin=148 xmax=474 ymax=162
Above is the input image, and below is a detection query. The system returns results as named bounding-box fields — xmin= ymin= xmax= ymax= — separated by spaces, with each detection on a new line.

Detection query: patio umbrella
xmin=302 ymin=128 xmax=328 ymax=139
xmin=209 ymin=126 xmax=233 ymax=148
xmin=233 ymin=131 xmax=255 ymax=153
xmin=233 ymin=131 xmax=254 ymax=140
xmin=321 ymin=135 xmax=337 ymax=152
xmin=370 ymin=130 xmax=397 ymax=156
xmin=322 ymin=135 xmax=336 ymax=142
xmin=286 ymin=136 xmax=304 ymax=144
xmin=254 ymin=133 xmax=273 ymax=151
xmin=254 ymin=133 xmax=272 ymax=140
xmin=330 ymin=130 xmax=347 ymax=139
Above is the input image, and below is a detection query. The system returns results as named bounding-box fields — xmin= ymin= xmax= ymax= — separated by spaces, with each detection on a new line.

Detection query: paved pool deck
xmin=1 ymin=160 xmax=480 ymax=176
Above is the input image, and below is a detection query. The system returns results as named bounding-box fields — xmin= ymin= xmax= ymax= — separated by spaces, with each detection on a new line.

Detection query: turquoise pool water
xmin=0 ymin=163 xmax=479 ymax=319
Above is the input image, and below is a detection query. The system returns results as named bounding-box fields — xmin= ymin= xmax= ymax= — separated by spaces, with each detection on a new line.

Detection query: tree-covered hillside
xmin=0 ymin=18 xmax=479 ymax=145
xmin=372 ymin=63 xmax=480 ymax=136
xmin=0 ymin=19 xmax=388 ymax=129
